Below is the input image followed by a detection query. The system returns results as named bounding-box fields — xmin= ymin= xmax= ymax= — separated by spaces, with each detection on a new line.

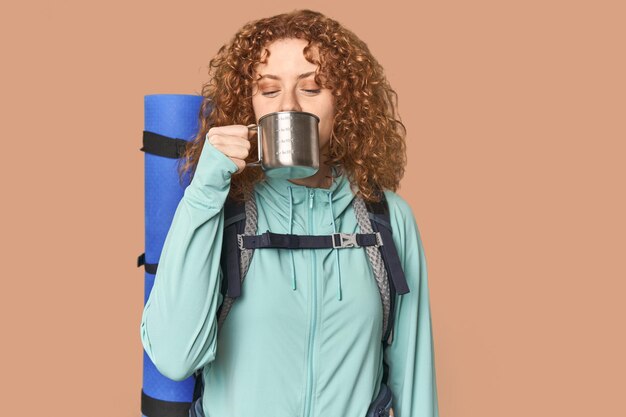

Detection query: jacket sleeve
xmin=383 ymin=192 xmax=439 ymax=417
xmin=140 ymin=139 xmax=239 ymax=381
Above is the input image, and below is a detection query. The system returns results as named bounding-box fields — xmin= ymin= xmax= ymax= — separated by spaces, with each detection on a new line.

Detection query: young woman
xmin=141 ymin=9 xmax=439 ymax=417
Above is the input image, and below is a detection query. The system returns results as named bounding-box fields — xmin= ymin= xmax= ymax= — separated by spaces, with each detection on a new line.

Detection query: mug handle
xmin=246 ymin=124 xmax=262 ymax=167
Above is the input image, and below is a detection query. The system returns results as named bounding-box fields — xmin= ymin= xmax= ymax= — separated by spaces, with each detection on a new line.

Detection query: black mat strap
xmin=141 ymin=131 xmax=188 ymax=159
xmin=141 ymin=390 xmax=191 ymax=417
xmin=137 ymin=253 xmax=158 ymax=275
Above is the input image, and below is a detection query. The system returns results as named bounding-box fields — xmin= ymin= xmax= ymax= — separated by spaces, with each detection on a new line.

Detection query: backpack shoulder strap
xmin=364 ymin=193 xmax=410 ymax=296
xmin=221 ymin=198 xmax=247 ymax=299
xmin=217 ymin=196 xmax=257 ymax=328
xmin=359 ymin=192 xmax=410 ymax=348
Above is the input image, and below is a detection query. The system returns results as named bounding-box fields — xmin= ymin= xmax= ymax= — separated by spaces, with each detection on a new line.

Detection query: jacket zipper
xmin=303 ymin=188 xmax=318 ymax=417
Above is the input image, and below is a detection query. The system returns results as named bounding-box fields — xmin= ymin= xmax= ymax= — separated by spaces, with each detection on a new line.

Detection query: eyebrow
xmin=257 ymin=71 xmax=316 ymax=81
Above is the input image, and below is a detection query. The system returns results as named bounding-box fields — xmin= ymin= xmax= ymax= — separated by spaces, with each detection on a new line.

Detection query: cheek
xmin=320 ymin=117 xmax=333 ymax=136
xmin=319 ymin=107 xmax=335 ymax=137
xmin=251 ymin=90 xmax=272 ymax=121
xmin=317 ymin=113 xmax=334 ymax=149
xmin=251 ymin=97 xmax=262 ymax=119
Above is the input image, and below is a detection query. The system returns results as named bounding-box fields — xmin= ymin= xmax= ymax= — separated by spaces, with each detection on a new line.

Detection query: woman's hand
xmin=206 ymin=125 xmax=254 ymax=174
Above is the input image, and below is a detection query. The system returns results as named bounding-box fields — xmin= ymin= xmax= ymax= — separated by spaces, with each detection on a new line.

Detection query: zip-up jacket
xmin=140 ymin=139 xmax=439 ymax=417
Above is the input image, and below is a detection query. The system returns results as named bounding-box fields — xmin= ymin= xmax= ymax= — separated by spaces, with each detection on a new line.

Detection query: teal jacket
xmin=140 ymin=140 xmax=439 ymax=417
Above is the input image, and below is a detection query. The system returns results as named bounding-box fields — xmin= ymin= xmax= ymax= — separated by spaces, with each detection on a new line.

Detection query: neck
xmin=288 ymin=162 xmax=333 ymax=189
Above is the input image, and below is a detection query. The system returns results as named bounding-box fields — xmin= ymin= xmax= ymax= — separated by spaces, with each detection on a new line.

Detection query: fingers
xmin=208 ymin=124 xmax=250 ymax=136
xmin=230 ymin=157 xmax=246 ymax=174
xmin=206 ymin=125 xmax=255 ymax=173
xmin=209 ymin=139 xmax=250 ymax=160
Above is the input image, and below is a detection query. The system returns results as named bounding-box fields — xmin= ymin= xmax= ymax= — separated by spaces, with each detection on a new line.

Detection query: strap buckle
xmin=374 ymin=232 xmax=383 ymax=247
xmin=332 ymin=233 xmax=359 ymax=248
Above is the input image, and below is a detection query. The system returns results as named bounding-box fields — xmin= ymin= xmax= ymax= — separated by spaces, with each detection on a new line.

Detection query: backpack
xmin=137 ymin=126 xmax=406 ymax=416
xmin=192 ymin=191 xmax=411 ymax=403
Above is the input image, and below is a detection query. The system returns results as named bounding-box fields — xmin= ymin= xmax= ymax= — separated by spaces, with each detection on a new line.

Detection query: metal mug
xmin=246 ymin=111 xmax=320 ymax=179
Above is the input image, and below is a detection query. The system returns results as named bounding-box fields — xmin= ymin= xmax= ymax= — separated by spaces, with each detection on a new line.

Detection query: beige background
xmin=1 ymin=0 xmax=624 ymax=416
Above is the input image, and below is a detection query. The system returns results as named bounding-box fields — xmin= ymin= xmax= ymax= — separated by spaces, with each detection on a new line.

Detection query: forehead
xmin=254 ymin=38 xmax=320 ymax=73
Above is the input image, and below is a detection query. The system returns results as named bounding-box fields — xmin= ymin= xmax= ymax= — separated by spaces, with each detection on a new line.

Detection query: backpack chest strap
xmin=238 ymin=230 xmax=383 ymax=250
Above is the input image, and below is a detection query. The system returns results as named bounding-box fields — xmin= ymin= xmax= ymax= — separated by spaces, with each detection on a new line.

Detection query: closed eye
xmin=261 ymin=89 xmax=321 ymax=97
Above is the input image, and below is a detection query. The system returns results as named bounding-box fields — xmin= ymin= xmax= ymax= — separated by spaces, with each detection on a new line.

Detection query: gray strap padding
xmin=353 ymin=196 xmax=392 ymax=342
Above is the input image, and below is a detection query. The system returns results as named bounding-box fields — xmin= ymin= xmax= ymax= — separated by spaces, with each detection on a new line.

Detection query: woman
xmin=140 ymin=9 xmax=439 ymax=417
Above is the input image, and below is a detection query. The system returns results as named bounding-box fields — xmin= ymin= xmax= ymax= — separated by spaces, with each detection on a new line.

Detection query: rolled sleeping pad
xmin=139 ymin=94 xmax=205 ymax=417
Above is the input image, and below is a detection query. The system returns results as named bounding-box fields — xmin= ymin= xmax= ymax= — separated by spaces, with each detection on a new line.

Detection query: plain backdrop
xmin=1 ymin=1 xmax=624 ymax=416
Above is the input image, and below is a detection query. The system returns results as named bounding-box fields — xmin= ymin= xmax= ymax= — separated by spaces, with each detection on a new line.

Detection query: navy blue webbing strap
xmin=221 ymin=199 xmax=246 ymax=299
xmin=223 ymin=225 xmax=241 ymax=298
xmin=141 ymin=131 xmax=188 ymax=159
xmin=376 ymin=225 xmax=410 ymax=295
xmin=366 ymin=197 xmax=410 ymax=296
xmin=239 ymin=231 xmax=382 ymax=250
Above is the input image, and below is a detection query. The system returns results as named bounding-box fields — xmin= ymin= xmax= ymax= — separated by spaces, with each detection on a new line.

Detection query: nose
xmin=279 ymin=89 xmax=302 ymax=112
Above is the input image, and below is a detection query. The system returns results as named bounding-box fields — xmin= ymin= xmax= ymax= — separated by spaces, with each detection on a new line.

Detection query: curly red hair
xmin=179 ymin=9 xmax=407 ymax=202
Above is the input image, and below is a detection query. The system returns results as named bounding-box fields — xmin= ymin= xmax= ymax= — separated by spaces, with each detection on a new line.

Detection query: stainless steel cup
xmin=246 ymin=111 xmax=320 ymax=179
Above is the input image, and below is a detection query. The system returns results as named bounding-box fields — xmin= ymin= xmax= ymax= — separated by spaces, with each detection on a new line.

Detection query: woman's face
xmin=251 ymin=38 xmax=335 ymax=154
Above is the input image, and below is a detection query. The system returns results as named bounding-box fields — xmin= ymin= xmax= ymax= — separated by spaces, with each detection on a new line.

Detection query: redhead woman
xmin=141 ymin=9 xmax=439 ymax=417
